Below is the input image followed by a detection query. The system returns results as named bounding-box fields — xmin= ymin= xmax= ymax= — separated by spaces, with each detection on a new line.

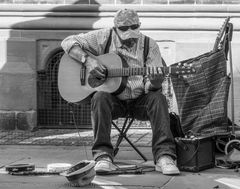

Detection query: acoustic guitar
xmin=58 ymin=53 xmax=197 ymax=104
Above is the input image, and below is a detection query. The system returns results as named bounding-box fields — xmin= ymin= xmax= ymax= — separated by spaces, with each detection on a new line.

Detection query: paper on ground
xmin=216 ymin=178 xmax=240 ymax=189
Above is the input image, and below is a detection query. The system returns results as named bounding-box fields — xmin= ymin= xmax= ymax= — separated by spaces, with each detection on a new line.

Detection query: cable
xmin=69 ymin=103 xmax=89 ymax=160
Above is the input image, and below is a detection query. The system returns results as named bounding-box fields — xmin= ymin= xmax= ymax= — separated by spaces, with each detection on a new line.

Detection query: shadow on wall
xmin=2 ymin=2 xmax=103 ymax=129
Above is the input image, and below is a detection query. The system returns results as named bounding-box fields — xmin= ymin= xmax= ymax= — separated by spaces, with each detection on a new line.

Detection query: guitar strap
xmin=143 ymin=35 xmax=149 ymax=67
xmin=104 ymin=29 xmax=113 ymax=54
xmin=143 ymin=36 xmax=167 ymax=67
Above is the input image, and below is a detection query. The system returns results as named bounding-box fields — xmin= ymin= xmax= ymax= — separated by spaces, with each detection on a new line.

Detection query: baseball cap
xmin=114 ymin=9 xmax=140 ymax=27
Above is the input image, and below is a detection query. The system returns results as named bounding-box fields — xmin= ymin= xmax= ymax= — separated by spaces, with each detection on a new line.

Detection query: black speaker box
xmin=175 ymin=136 xmax=215 ymax=172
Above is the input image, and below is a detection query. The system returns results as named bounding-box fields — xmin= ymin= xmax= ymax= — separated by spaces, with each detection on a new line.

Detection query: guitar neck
xmin=107 ymin=67 xmax=165 ymax=77
xmin=107 ymin=66 xmax=192 ymax=77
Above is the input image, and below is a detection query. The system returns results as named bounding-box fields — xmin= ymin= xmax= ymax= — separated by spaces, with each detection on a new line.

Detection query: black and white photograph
xmin=0 ymin=0 xmax=240 ymax=188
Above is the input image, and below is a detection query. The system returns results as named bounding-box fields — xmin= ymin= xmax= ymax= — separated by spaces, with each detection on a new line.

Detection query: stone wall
xmin=0 ymin=4 xmax=239 ymax=130
xmin=0 ymin=0 xmax=240 ymax=4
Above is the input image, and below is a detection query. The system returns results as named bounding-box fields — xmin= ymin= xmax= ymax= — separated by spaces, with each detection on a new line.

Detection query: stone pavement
xmin=0 ymin=145 xmax=239 ymax=189
xmin=0 ymin=129 xmax=240 ymax=189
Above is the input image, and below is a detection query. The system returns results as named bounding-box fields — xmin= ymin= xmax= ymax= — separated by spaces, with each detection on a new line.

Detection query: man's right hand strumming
xmin=86 ymin=56 xmax=107 ymax=80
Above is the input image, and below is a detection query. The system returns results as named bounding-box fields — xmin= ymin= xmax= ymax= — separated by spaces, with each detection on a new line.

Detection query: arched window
xmin=37 ymin=50 xmax=91 ymax=129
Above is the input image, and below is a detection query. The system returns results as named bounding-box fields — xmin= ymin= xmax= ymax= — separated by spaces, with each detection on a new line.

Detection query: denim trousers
xmin=90 ymin=90 xmax=176 ymax=163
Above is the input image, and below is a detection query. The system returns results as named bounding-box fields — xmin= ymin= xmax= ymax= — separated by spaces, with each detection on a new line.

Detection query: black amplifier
xmin=175 ymin=135 xmax=215 ymax=172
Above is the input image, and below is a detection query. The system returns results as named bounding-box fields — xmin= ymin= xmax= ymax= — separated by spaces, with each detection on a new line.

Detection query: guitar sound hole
xmin=88 ymin=75 xmax=106 ymax=88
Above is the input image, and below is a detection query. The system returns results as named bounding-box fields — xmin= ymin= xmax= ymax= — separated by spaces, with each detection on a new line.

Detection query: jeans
xmin=91 ymin=90 xmax=176 ymax=163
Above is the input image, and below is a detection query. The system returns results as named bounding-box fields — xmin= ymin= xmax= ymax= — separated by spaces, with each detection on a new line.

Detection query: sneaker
xmin=155 ymin=155 xmax=180 ymax=175
xmin=94 ymin=156 xmax=117 ymax=175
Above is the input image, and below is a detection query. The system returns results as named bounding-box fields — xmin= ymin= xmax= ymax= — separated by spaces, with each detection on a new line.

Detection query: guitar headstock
xmin=213 ymin=17 xmax=230 ymax=52
xmin=168 ymin=63 xmax=198 ymax=76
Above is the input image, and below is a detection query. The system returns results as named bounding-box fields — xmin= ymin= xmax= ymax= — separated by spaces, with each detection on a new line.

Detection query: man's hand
xmin=86 ymin=56 xmax=107 ymax=80
xmin=149 ymin=74 xmax=165 ymax=89
xmin=145 ymin=74 xmax=165 ymax=93
xmin=147 ymin=66 xmax=165 ymax=88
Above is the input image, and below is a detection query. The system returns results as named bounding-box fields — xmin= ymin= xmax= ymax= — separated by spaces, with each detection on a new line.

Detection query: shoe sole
xmin=155 ymin=165 xmax=180 ymax=175
xmin=94 ymin=162 xmax=117 ymax=175
xmin=95 ymin=169 xmax=112 ymax=175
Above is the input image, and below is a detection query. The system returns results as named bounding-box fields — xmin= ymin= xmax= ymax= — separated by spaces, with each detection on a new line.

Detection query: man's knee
xmin=91 ymin=91 xmax=112 ymax=107
xmin=149 ymin=90 xmax=167 ymax=103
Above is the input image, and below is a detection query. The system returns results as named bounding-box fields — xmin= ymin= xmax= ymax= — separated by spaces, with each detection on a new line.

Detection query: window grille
xmin=37 ymin=50 xmax=92 ymax=129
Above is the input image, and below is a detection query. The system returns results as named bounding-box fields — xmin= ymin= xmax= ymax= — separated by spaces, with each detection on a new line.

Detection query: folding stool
xmin=112 ymin=115 xmax=148 ymax=161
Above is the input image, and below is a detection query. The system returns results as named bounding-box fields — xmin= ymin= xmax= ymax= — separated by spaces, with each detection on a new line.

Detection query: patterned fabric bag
xmin=171 ymin=49 xmax=231 ymax=135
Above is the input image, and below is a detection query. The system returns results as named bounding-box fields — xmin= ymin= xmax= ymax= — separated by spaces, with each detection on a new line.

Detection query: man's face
xmin=114 ymin=9 xmax=141 ymax=46
xmin=115 ymin=23 xmax=141 ymax=41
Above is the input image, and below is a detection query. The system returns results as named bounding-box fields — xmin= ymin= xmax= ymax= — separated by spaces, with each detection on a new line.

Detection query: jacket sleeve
xmin=61 ymin=28 xmax=111 ymax=56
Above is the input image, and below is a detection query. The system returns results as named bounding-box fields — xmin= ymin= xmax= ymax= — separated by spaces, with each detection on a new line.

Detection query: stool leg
xmin=112 ymin=120 xmax=127 ymax=156
xmin=123 ymin=135 xmax=147 ymax=161
xmin=113 ymin=117 xmax=130 ymax=150
xmin=112 ymin=118 xmax=147 ymax=161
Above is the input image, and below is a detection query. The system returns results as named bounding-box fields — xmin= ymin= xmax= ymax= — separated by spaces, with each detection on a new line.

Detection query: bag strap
xmin=104 ymin=28 xmax=113 ymax=54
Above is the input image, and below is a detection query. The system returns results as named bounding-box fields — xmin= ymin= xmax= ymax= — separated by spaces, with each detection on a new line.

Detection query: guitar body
xmin=58 ymin=53 xmax=126 ymax=103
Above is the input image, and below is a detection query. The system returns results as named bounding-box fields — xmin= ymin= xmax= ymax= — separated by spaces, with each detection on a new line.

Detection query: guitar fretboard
xmin=107 ymin=66 xmax=194 ymax=77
